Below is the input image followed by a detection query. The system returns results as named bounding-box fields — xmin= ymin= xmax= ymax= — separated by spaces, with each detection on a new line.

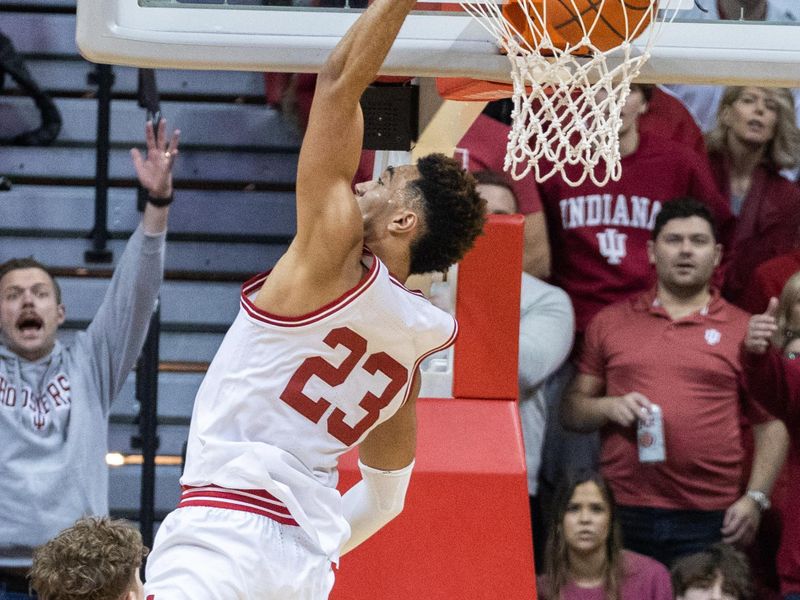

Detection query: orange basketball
xmin=502 ymin=0 xmax=653 ymax=52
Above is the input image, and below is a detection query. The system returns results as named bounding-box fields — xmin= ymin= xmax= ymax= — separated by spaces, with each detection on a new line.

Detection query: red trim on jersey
xmin=402 ymin=319 xmax=459 ymax=406
xmin=240 ymin=252 xmax=380 ymax=327
xmin=178 ymin=485 xmax=299 ymax=526
xmin=389 ymin=276 xmax=427 ymax=299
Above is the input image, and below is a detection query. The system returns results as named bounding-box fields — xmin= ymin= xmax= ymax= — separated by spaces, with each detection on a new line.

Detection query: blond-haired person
xmin=704 ymin=86 xmax=800 ymax=307
xmin=30 ymin=517 xmax=147 ymax=600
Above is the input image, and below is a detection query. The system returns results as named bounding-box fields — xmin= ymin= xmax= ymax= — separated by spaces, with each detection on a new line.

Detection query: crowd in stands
xmin=454 ymin=19 xmax=800 ymax=598
xmin=5 ymin=1 xmax=800 ymax=599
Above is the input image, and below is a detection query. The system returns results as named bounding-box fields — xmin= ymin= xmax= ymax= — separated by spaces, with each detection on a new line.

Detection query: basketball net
xmin=458 ymin=0 xmax=680 ymax=187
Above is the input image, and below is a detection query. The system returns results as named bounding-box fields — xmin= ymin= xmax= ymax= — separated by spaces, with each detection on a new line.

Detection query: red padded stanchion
xmin=333 ymin=216 xmax=536 ymax=599
xmin=453 ymin=214 xmax=524 ymax=400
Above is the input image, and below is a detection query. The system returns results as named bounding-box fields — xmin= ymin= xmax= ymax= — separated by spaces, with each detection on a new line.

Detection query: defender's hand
xmin=131 ymin=119 xmax=180 ymax=200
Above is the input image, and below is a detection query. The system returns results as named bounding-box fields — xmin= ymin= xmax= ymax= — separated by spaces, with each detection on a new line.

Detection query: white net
xmin=459 ymin=0 xmax=680 ymax=187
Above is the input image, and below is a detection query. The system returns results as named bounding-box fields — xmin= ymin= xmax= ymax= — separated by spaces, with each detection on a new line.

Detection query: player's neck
xmin=369 ymin=239 xmax=412 ymax=282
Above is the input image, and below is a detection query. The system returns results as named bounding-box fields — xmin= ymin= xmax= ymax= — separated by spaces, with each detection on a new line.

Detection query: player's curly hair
xmin=30 ymin=517 xmax=148 ymax=600
xmin=408 ymin=154 xmax=486 ymax=274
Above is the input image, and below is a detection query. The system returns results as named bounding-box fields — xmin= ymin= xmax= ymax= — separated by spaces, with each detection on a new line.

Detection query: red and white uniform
xmin=146 ymin=253 xmax=456 ymax=599
xmin=182 ymin=252 xmax=455 ymax=556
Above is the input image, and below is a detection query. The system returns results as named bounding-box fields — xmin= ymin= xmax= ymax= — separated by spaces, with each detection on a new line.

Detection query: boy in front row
xmin=29 ymin=517 xmax=147 ymax=600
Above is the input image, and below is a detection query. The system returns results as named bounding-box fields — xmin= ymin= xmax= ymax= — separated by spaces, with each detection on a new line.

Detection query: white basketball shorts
xmin=144 ymin=503 xmax=335 ymax=600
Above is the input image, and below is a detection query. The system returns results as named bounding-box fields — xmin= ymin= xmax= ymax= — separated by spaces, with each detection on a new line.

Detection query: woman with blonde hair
xmin=705 ymin=86 xmax=800 ymax=307
xmin=537 ymin=470 xmax=672 ymax=600
xmin=744 ymin=272 xmax=800 ymax=600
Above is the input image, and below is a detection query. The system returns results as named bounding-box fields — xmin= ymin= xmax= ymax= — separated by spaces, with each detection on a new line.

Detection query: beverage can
xmin=637 ymin=404 xmax=666 ymax=463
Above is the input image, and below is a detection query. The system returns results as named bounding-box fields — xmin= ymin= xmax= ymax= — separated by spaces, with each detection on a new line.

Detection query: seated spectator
xmin=741 ymin=247 xmax=800 ymax=315
xmin=474 ymin=170 xmax=575 ymax=570
xmin=743 ymin=275 xmax=800 ymax=600
xmin=705 ymin=86 xmax=800 ymax=307
xmin=459 ymin=112 xmax=551 ymax=279
xmin=537 ymin=470 xmax=672 ymax=600
xmin=30 ymin=517 xmax=147 ymax=600
xmin=561 ymin=198 xmax=788 ymax=566
xmin=639 ymin=86 xmax=707 ymax=156
xmin=537 ymin=83 xmax=733 ymax=337
xmin=668 ymin=1 xmax=800 ymax=133
xmin=671 ymin=543 xmax=753 ymax=600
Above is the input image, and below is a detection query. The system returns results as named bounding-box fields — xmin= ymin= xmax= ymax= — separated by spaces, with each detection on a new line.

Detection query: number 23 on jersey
xmin=279 ymin=326 xmax=408 ymax=445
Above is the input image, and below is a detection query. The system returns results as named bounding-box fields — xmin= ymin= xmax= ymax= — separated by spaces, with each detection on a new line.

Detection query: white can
xmin=637 ymin=404 xmax=666 ymax=463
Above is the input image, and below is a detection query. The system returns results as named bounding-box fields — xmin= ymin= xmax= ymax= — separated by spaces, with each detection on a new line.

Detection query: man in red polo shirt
xmin=561 ymin=198 xmax=788 ymax=566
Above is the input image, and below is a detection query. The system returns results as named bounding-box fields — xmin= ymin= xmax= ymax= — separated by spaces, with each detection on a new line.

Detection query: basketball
xmin=502 ymin=0 xmax=654 ymax=52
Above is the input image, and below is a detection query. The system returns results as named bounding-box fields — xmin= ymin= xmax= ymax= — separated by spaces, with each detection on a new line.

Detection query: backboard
xmin=76 ymin=0 xmax=800 ymax=86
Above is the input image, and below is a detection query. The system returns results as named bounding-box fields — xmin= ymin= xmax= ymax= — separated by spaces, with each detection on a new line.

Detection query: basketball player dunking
xmin=143 ymin=0 xmax=485 ymax=598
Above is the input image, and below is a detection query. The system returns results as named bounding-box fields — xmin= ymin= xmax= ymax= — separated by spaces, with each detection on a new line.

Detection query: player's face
xmin=354 ymin=164 xmax=420 ymax=239
xmin=725 ymin=87 xmax=778 ymax=147
xmin=476 ymin=183 xmax=517 ymax=215
xmin=562 ymin=481 xmax=611 ymax=557
xmin=647 ymin=216 xmax=721 ymax=293
xmin=677 ymin=574 xmax=738 ymax=600
xmin=0 ymin=267 xmax=65 ymax=361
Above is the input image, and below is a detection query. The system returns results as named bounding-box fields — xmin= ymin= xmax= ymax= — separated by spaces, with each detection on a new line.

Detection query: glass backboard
xmin=75 ymin=0 xmax=800 ymax=86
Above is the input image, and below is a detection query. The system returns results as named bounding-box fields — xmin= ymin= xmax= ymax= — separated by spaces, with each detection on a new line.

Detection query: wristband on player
xmin=147 ymin=192 xmax=174 ymax=207
xmin=339 ymin=459 xmax=414 ymax=556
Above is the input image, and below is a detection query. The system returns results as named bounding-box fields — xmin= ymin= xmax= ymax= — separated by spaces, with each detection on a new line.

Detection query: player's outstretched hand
xmin=745 ymin=297 xmax=779 ymax=355
xmin=131 ymin=119 xmax=180 ymax=201
xmin=603 ymin=392 xmax=652 ymax=428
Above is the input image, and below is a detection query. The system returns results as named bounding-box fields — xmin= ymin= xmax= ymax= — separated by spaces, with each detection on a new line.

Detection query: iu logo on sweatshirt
xmin=0 ymin=372 xmax=71 ymax=431
xmin=596 ymin=228 xmax=628 ymax=265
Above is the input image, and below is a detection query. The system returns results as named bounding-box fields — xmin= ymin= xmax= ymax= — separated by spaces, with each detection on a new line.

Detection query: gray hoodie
xmin=0 ymin=225 xmax=165 ymax=567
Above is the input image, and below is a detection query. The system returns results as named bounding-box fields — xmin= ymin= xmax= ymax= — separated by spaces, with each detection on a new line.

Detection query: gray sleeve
xmin=518 ymin=277 xmax=575 ymax=393
xmin=78 ymin=224 xmax=165 ymax=414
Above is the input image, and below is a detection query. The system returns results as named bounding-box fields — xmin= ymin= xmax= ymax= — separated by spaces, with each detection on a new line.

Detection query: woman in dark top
xmin=705 ymin=86 xmax=800 ymax=307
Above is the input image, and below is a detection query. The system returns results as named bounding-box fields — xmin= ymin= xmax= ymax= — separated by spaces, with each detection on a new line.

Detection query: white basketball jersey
xmin=180 ymin=253 xmax=457 ymax=560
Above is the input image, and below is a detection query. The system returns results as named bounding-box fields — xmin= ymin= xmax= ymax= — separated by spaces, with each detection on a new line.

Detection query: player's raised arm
xmin=293 ymin=0 xmax=418 ymax=267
